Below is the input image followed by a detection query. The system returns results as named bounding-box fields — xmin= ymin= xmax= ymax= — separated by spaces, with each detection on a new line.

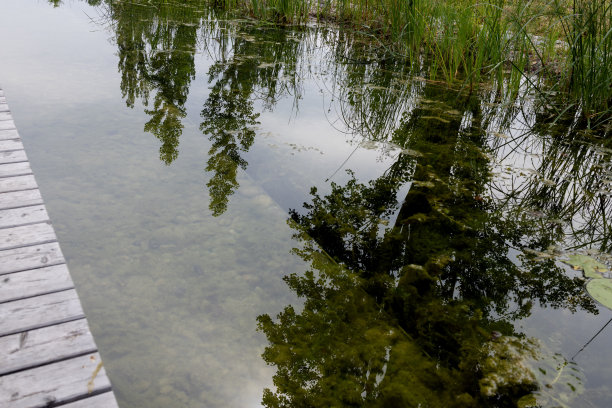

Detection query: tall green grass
xmin=204 ymin=0 xmax=612 ymax=125
xmin=563 ymin=0 xmax=612 ymax=125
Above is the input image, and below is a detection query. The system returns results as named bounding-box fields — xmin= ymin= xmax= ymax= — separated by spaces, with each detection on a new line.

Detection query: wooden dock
xmin=0 ymin=88 xmax=119 ymax=407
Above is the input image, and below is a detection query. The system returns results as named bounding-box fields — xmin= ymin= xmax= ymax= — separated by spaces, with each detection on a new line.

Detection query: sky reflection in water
xmin=1 ymin=0 xmax=612 ymax=407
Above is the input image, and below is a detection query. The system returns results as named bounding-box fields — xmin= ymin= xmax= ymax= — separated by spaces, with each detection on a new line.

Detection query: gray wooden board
xmin=0 ymin=319 xmax=96 ymax=376
xmin=0 ymin=175 xmax=37 ymax=193
xmin=0 ymin=264 xmax=73 ymax=303
xmin=0 ymin=120 xmax=15 ymax=131
xmin=0 ymin=129 xmax=19 ymax=140
xmin=0 ymin=139 xmax=24 ymax=151
xmin=0 ymin=205 xmax=49 ymax=229
xmin=0 ymin=91 xmax=119 ymax=406
xmin=0 ymin=189 xmax=43 ymax=210
xmin=0 ymin=150 xmax=28 ymax=165
xmin=0 ymin=162 xmax=31 ymax=178
xmin=0 ymin=352 xmax=111 ymax=408
xmin=0 ymin=289 xmax=83 ymax=336
xmin=0 ymin=222 xmax=56 ymax=251
xmin=61 ymin=391 xmax=120 ymax=408
xmin=0 ymin=242 xmax=65 ymax=275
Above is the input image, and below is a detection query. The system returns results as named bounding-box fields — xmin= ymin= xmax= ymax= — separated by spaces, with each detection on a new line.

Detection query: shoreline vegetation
xmin=211 ymin=0 xmax=612 ymax=130
xmin=53 ymin=0 xmax=611 ymax=129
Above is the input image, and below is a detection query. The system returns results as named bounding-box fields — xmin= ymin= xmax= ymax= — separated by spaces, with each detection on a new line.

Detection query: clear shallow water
xmin=1 ymin=1 xmax=612 ymax=407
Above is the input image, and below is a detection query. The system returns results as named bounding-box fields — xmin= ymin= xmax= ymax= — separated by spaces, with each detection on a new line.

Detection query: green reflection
xmin=199 ymin=23 xmax=304 ymax=216
xmin=99 ymin=0 xmax=207 ymax=163
xmin=41 ymin=1 xmax=612 ymax=405
xmin=258 ymin=90 xmax=598 ymax=407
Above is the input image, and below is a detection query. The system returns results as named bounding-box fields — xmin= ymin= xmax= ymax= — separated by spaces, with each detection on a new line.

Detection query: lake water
xmin=1 ymin=1 xmax=612 ymax=407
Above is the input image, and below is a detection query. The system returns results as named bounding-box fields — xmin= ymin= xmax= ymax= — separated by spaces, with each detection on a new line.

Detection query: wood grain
xmin=0 ymin=289 xmax=84 ymax=336
xmin=0 ymin=162 xmax=32 ymax=178
xmin=0 ymin=139 xmax=24 ymax=151
xmin=0 ymin=205 xmax=49 ymax=229
xmin=0 ymin=319 xmax=97 ymax=376
xmin=0 ymin=129 xmax=19 ymax=140
xmin=0 ymin=120 xmax=15 ymax=131
xmin=61 ymin=392 xmax=120 ymax=408
xmin=0 ymin=222 xmax=56 ymax=250
xmin=0 ymin=353 xmax=111 ymax=408
xmin=0 ymin=175 xmax=38 ymax=193
xmin=0 ymin=150 xmax=28 ymax=165
xmin=0 ymin=264 xmax=73 ymax=303
xmin=0 ymin=189 xmax=43 ymax=210
xmin=0 ymin=242 xmax=65 ymax=275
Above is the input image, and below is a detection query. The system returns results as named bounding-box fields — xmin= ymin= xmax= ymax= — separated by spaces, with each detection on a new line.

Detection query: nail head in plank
xmin=0 ymin=353 xmax=111 ymax=408
xmin=0 ymin=162 xmax=31 ymax=178
xmin=0 ymin=319 xmax=96 ymax=376
xmin=59 ymin=391 xmax=119 ymax=408
xmin=0 ymin=289 xmax=84 ymax=336
xmin=0 ymin=264 xmax=73 ymax=303
xmin=0 ymin=222 xmax=56 ymax=251
xmin=0 ymin=242 xmax=64 ymax=275
xmin=0 ymin=175 xmax=37 ymax=193
xmin=0 ymin=205 xmax=49 ymax=229
xmin=0 ymin=189 xmax=43 ymax=211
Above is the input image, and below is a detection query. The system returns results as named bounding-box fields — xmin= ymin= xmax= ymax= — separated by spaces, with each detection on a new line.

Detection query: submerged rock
xmin=479 ymin=336 xmax=539 ymax=398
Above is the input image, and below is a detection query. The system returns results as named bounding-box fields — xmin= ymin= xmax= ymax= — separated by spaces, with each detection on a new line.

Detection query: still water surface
xmin=1 ymin=1 xmax=612 ymax=407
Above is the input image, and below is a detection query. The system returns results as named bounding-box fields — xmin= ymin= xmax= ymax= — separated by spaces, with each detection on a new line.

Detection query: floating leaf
xmin=586 ymin=279 xmax=612 ymax=309
xmin=563 ymin=254 xmax=608 ymax=278
xmin=517 ymin=394 xmax=538 ymax=408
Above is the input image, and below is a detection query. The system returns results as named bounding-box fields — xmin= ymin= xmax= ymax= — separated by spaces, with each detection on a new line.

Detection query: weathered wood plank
xmin=0 ymin=162 xmax=31 ymax=178
xmin=0 ymin=242 xmax=64 ymax=275
xmin=0 ymin=150 xmax=28 ymax=165
xmin=0 ymin=222 xmax=56 ymax=250
xmin=0 ymin=139 xmax=24 ymax=152
xmin=0 ymin=264 xmax=73 ymax=303
xmin=61 ymin=391 xmax=120 ymax=408
xmin=0 ymin=319 xmax=96 ymax=376
xmin=0 ymin=129 xmax=19 ymax=140
xmin=0 ymin=190 xmax=43 ymax=211
xmin=0 ymin=120 xmax=15 ymax=131
xmin=0 ymin=205 xmax=49 ymax=229
xmin=0 ymin=289 xmax=84 ymax=336
xmin=0 ymin=353 xmax=111 ymax=408
xmin=0 ymin=90 xmax=119 ymax=406
xmin=0 ymin=175 xmax=37 ymax=194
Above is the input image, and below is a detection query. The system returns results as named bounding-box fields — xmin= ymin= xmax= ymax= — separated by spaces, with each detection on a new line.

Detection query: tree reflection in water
xmin=53 ymin=1 xmax=612 ymax=404
xmin=258 ymin=89 xmax=598 ymax=407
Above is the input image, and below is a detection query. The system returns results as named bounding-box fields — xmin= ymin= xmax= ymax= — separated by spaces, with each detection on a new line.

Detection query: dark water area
xmin=1 ymin=0 xmax=612 ymax=407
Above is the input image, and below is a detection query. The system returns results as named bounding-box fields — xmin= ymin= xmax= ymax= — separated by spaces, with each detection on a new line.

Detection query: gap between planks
xmin=0 ymin=89 xmax=119 ymax=408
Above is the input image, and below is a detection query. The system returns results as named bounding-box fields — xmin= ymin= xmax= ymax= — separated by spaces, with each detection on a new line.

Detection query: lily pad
xmin=586 ymin=279 xmax=612 ymax=310
xmin=563 ymin=254 xmax=608 ymax=279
